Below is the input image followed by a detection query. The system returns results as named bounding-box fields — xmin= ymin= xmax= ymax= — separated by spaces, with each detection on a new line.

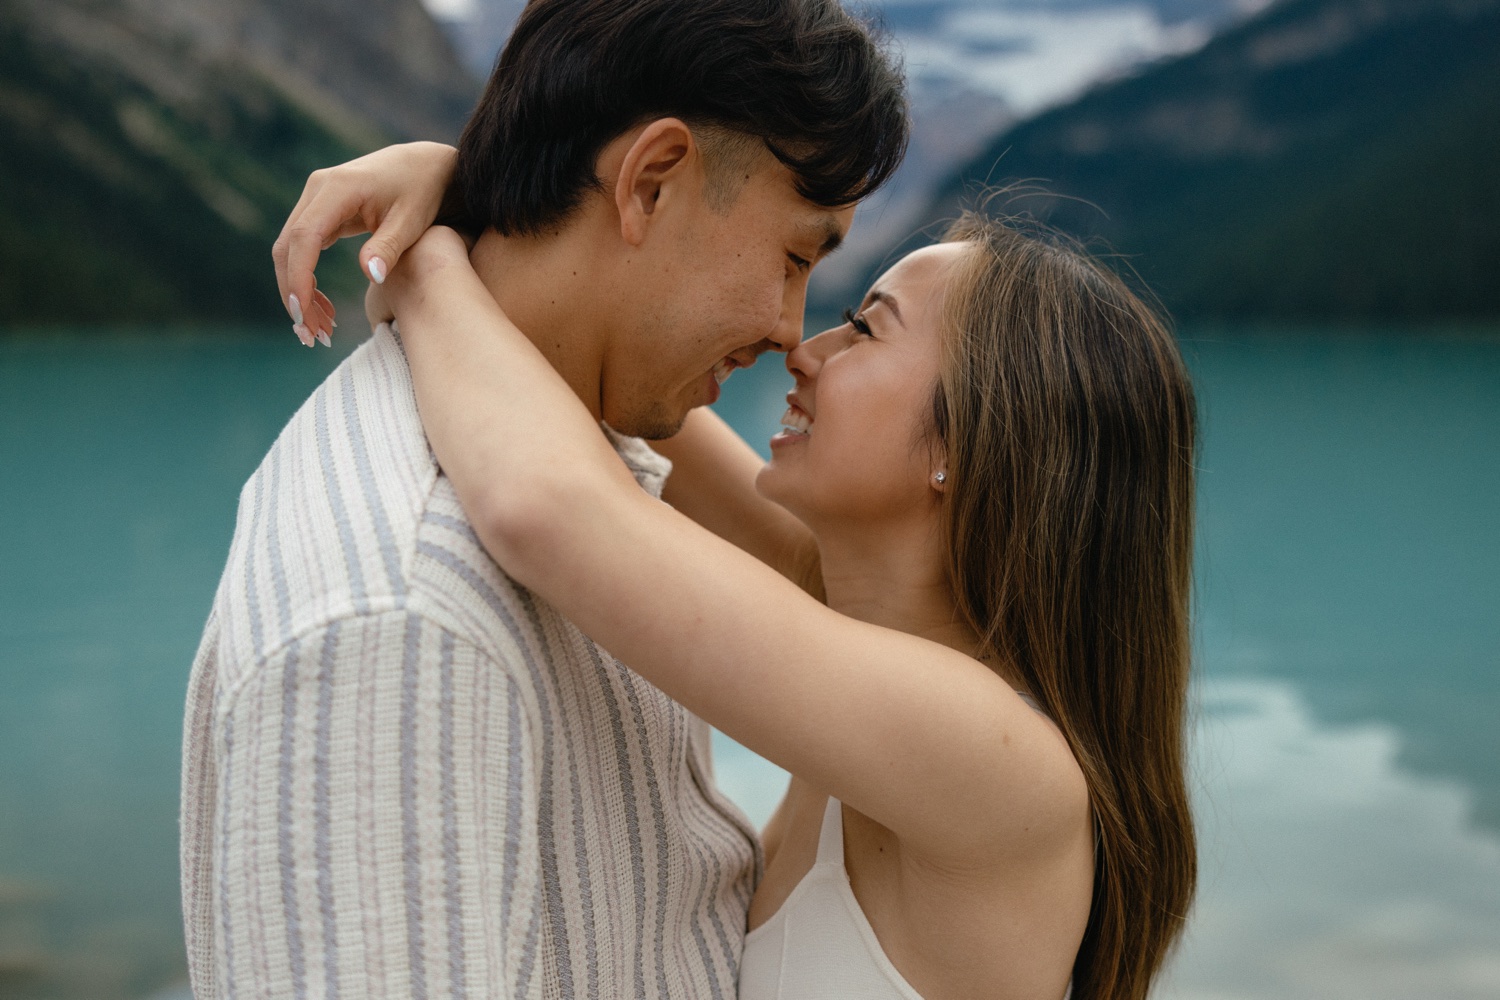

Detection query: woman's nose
xmin=785 ymin=325 xmax=838 ymax=381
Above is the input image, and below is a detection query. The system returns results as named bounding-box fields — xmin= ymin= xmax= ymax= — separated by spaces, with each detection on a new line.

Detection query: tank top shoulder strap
xmin=816 ymin=796 xmax=845 ymax=866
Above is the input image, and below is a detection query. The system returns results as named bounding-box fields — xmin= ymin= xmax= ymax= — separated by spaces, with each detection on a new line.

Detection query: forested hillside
xmin=0 ymin=0 xmax=475 ymax=326
xmin=909 ymin=0 xmax=1500 ymax=321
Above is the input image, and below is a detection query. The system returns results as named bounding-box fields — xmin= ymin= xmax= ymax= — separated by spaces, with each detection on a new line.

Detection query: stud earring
xmin=934 ymin=471 xmax=947 ymax=485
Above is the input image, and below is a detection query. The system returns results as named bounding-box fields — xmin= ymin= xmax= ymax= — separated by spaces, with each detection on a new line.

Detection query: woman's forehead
xmin=868 ymin=242 xmax=969 ymax=320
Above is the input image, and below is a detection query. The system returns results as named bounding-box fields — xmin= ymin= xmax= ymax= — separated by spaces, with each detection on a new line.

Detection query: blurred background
xmin=1 ymin=0 xmax=1496 ymax=997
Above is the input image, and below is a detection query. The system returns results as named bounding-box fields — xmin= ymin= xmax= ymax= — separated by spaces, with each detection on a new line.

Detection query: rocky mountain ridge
xmin=26 ymin=0 xmax=475 ymax=152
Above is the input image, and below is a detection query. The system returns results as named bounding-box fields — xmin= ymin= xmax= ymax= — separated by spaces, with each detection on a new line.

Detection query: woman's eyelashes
xmin=787 ymin=252 xmax=812 ymax=273
xmin=841 ymin=307 xmax=873 ymax=336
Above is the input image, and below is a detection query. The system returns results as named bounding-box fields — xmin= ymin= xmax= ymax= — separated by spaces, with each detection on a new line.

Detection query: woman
xmin=281 ymin=157 xmax=1197 ymax=1000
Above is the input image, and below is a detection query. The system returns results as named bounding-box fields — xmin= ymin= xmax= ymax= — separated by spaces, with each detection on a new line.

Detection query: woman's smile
xmin=771 ymin=398 xmax=813 ymax=447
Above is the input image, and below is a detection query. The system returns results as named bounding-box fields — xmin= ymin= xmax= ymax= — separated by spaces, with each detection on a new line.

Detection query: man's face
xmin=599 ymin=155 xmax=854 ymax=440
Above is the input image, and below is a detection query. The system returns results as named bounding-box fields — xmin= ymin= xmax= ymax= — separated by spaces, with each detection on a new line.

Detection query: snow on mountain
xmin=887 ymin=0 xmax=1224 ymax=115
xmin=817 ymin=0 xmax=1263 ymax=299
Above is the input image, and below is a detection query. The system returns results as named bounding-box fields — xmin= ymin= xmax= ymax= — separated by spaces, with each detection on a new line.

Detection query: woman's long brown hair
xmin=934 ymin=214 xmax=1198 ymax=999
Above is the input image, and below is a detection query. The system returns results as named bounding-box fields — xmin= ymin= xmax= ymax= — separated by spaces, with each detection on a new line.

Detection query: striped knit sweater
xmin=181 ymin=325 xmax=762 ymax=999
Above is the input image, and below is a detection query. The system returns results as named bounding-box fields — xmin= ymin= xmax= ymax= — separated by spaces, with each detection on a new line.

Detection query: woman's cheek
xmin=812 ymin=417 xmax=913 ymax=514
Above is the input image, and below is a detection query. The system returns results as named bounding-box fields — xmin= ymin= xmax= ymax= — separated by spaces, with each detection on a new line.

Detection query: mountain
xmin=903 ymin=0 xmax=1500 ymax=321
xmin=0 ymin=0 xmax=477 ymax=326
xmin=430 ymin=0 xmax=526 ymax=76
xmin=443 ymin=0 xmax=1252 ymax=84
xmin=438 ymin=0 xmax=1261 ymax=311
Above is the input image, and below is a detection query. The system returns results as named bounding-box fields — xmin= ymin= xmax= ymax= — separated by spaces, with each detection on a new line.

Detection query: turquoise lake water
xmin=1 ymin=325 xmax=1497 ymax=999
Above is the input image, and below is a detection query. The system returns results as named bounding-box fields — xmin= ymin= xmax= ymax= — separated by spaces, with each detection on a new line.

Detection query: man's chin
xmin=606 ymin=403 xmax=692 ymax=442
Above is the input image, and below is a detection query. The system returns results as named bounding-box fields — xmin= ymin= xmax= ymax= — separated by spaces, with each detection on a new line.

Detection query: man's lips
xmin=713 ymin=345 xmax=771 ymax=386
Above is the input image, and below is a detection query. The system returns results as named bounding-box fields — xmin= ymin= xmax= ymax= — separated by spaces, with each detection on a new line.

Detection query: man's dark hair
xmin=454 ymin=0 xmax=908 ymax=236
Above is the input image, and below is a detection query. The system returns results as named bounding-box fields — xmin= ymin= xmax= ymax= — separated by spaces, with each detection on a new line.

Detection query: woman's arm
xmin=389 ymin=231 xmax=1086 ymax=865
xmin=654 ymin=410 xmax=824 ymax=598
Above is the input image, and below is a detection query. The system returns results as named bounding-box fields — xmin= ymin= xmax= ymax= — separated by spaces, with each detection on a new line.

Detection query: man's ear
xmin=613 ymin=118 xmax=697 ymax=247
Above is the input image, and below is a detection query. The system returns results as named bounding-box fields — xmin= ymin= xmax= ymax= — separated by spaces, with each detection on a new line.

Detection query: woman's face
xmin=756 ymin=242 xmax=968 ymax=527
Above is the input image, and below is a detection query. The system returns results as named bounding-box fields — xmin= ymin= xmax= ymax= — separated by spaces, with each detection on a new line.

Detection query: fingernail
xmin=288 ymin=293 xmax=303 ymax=325
xmin=331 ymin=317 xmax=339 ymax=329
xmin=293 ymin=324 xmax=314 ymax=347
xmin=316 ymin=330 xmax=331 ymax=348
xmin=368 ymin=257 xmax=387 ymax=284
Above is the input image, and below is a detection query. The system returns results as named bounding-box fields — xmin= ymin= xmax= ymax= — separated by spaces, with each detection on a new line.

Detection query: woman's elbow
xmin=466 ymin=470 xmax=604 ymax=587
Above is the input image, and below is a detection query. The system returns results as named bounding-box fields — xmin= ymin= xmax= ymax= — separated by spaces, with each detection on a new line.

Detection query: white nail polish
xmin=288 ymin=293 xmax=303 ymax=325
xmin=293 ymin=324 xmax=314 ymax=347
xmin=316 ymin=330 xmax=331 ymax=348
xmin=368 ymin=257 xmax=387 ymax=284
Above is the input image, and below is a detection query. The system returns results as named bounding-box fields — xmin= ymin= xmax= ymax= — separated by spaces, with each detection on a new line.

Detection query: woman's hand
xmin=369 ymin=226 xmax=474 ymax=330
xmin=273 ymin=141 xmax=458 ymax=346
xmin=364 ymin=281 xmax=393 ymax=333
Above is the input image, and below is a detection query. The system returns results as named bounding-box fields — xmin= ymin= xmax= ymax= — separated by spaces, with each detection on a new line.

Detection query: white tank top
xmin=739 ymin=796 xmax=924 ymax=1000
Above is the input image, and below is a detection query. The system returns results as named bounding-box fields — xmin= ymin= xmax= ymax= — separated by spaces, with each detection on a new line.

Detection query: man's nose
xmin=769 ymin=278 xmax=809 ymax=354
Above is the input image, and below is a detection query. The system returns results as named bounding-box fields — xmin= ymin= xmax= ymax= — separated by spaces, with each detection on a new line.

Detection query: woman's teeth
xmin=712 ymin=358 xmax=736 ymax=385
xmin=779 ymin=408 xmax=811 ymax=435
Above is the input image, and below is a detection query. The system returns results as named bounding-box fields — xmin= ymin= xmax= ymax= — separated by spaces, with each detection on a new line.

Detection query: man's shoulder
xmin=200 ymin=327 xmax=674 ymax=677
xmin=209 ymin=327 xmax=446 ymax=659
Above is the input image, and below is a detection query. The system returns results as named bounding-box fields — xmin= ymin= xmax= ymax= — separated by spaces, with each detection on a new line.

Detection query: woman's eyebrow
xmin=868 ymin=290 xmax=904 ymax=326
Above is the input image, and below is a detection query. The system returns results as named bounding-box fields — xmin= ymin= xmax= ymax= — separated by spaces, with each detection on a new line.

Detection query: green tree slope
xmin=0 ymin=22 xmax=367 ymax=324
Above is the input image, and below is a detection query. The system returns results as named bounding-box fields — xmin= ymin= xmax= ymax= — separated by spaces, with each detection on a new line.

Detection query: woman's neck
xmin=814 ymin=525 xmax=981 ymax=659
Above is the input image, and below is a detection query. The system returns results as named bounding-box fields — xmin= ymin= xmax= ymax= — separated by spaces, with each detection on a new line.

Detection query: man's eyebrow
xmin=868 ymin=289 xmax=904 ymax=326
xmin=801 ymin=218 xmax=845 ymax=260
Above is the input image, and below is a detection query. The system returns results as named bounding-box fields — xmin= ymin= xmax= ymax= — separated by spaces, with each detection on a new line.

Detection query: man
xmin=180 ymin=0 xmax=907 ymax=995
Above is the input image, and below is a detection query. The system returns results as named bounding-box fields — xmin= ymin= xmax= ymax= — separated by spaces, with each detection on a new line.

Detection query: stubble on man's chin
xmin=607 ymin=400 xmax=691 ymax=442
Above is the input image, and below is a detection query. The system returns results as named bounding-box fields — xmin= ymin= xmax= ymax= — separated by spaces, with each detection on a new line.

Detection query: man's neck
xmin=469 ymin=228 xmax=609 ymax=420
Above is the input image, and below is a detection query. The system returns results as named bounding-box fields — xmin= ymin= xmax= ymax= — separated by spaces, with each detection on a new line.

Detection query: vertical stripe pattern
xmin=399 ymin=615 xmax=429 ymax=1000
xmin=438 ymin=631 xmax=468 ymax=1000
xmin=181 ymin=326 xmax=759 ymax=1000
xmin=314 ymin=624 xmax=342 ymax=1000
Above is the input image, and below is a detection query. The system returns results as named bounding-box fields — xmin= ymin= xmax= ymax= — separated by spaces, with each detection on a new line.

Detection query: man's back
xmin=182 ymin=326 xmax=759 ymax=998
